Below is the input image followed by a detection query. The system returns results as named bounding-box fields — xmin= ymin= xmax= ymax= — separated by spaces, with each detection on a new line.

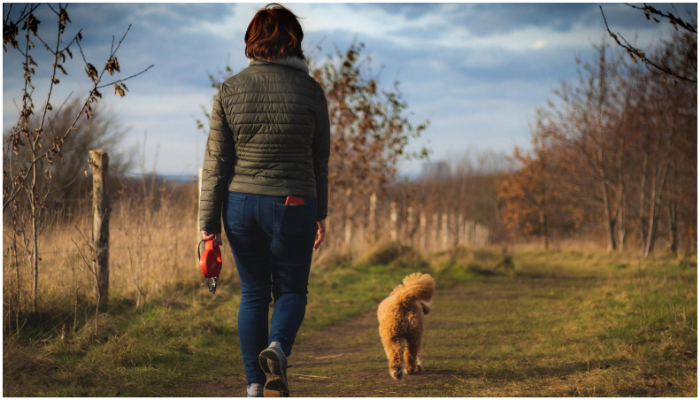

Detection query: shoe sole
xmin=259 ymin=348 xmax=289 ymax=397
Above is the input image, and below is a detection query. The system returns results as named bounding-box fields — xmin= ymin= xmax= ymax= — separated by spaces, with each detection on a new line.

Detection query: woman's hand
xmin=313 ymin=219 xmax=326 ymax=251
xmin=201 ymin=231 xmax=223 ymax=246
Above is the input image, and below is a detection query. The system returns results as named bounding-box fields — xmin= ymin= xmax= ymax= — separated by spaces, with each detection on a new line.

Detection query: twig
xmin=46 ymin=3 xmax=60 ymax=17
xmin=599 ymin=5 xmax=696 ymax=83
xmin=58 ymin=29 xmax=82 ymax=54
xmin=288 ymin=373 xmax=331 ymax=379
xmin=625 ymin=3 xmax=697 ymax=33
xmin=97 ymin=64 xmax=154 ymax=89
xmin=4 ymin=3 xmax=13 ymax=22
xmin=111 ymin=24 xmax=132 ymax=58
xmin=46 ymin=160 xmax=89 ymax=195
xmin=34 ymin=33 xmax=56 ymax=55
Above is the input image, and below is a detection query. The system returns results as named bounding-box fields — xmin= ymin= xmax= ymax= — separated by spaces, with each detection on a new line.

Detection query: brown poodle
xmin=377 ymin=272 xmax=435 ymax=380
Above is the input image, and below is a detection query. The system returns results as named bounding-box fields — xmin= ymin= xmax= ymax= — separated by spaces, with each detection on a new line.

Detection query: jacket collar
xmin=248 ymin=56 xmax=309 ymax=74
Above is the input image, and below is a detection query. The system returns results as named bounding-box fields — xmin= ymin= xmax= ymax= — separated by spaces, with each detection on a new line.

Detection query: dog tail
xmin=395 ymin=272 xmax=435 ymax=308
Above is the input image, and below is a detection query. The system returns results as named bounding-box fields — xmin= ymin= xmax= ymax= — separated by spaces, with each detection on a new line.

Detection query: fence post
xmin=90 ymin=150 xmax=110 ymax=305
xmin=368 ymin=192 xmax=377 ymax=244
xmin=441 ymin=213 xmax=449 ymax=250
xmin=456 ymin=213 xmax=464 ymax=247
xmin=390 ymin=201 xmax=398 ymax=242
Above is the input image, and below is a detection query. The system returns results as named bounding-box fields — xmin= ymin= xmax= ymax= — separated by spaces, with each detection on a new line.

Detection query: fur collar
xmin=248 ymin=56 xmax=309 ymax=74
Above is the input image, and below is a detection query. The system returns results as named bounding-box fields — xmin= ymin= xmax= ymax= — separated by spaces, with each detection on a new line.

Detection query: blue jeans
xmin=222 ymin=191 xmax=317 ymax=385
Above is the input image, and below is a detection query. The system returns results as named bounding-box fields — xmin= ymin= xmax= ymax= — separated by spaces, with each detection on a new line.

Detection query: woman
xmin=199 ymin=4 xmax=329 ymax=397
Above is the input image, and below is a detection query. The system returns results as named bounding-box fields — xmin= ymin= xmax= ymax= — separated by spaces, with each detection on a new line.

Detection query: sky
xmin=2 ymin=1 xmax=696 ymax=178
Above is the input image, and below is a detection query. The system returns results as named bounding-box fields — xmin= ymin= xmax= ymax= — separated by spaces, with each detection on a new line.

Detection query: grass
xmin=3 ymin=246 xmax=697 ymax=396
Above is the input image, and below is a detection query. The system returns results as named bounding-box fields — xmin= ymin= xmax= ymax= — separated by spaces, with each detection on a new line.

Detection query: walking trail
xmin=198 ymin=267 xmax=647 ymax=397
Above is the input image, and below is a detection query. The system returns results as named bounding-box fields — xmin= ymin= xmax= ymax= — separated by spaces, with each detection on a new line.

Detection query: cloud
xmin=4 ymin=3 xmax=693 ymax=176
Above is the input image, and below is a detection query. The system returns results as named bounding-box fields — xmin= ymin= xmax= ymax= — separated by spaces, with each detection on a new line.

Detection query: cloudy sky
xmin=3 ymin=1 xmax=696 ymax=177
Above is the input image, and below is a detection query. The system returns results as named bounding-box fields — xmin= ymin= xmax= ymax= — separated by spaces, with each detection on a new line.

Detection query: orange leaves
xmin=22 ymin=13 xmax=40 ymax=36
xmin=4 ymin=21 xmax=19 ymax=51
xmin=58 ymin=8 xmax=71 ymax=34
xmin=85 ymin=63 xmax=98 ymax=81
xmin=105 ymin=57 xmax=120 ymax=75
xmin=113 ymin=82 xmax=128 ymax=97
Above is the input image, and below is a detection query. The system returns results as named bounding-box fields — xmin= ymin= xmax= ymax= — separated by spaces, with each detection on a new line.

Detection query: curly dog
xmin=377 ymin=272 xmax=435 ymax=380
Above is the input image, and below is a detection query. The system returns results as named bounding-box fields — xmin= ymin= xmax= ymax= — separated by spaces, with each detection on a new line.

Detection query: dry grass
xmin=3 ymin=197 xmax=231 ymax=317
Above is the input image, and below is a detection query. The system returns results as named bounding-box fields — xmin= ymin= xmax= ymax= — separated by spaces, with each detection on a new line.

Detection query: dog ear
xmin=421 ymin=302 xmax=431 ymax=315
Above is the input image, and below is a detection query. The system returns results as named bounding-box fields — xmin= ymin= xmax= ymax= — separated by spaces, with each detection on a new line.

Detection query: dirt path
xmin=199 ymin=268 xmax=693 ymax=397
xmin=205 ymin=272 xmax=587 ymax=397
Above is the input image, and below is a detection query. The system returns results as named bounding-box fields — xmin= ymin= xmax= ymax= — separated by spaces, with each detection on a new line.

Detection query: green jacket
xmin=199 ymin=57 xmax=331 ymax=233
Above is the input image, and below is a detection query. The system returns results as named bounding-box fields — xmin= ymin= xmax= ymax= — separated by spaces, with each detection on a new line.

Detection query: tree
xmin=309 ymin=42 xmax=429 ymax=219
xmin=497 ymin=112 xmax=575 ymax=249
xmin=498 ymin=23 xmax=696 ymax=254
xmin=3 ymin=3 xmax=153 ymax=311
xmin=548 ymin=41 xmax=631 ymax=252
xmin=4 ymin=99 xmax=133 ymax=204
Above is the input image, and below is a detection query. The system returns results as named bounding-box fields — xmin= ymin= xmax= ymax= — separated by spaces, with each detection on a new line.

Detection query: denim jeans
xmin=222 ymin=191 xmax=317 ymax=385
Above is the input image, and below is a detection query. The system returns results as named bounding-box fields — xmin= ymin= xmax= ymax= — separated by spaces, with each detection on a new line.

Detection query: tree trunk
xmin=639 ymin=153 xmax=648 ymax=253
xmin=668 ymin=161 xmax=678 ymax=254
xmin=598 ymin=151 xmax=617 ymax=252
xmin=539 ymin=208 xmax=549 ymax=251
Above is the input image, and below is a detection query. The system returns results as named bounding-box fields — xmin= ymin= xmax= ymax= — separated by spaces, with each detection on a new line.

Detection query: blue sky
xmin=3 ymin=2 xmax=696 ymax=177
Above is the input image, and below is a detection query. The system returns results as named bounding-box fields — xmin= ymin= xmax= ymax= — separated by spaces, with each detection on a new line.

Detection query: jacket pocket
xmin=223 ymin=193 xmax=246 ymax=229
xmin=273 ymin=199 xmax=317 ymax=237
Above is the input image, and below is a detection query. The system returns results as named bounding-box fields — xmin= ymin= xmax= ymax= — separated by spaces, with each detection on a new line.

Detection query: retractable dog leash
xmin=198 ymin=239 xmax=222 ymax=294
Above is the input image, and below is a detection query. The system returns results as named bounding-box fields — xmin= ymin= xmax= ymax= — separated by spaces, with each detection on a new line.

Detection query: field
xmin=3 ymin=246 xmax=697 ymax=396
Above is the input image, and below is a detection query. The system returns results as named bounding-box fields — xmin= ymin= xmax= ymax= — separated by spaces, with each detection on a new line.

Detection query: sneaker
xmin=247 ymin=383 xmax=263 ymax=397
xmin=259 ymin=342 xmax=289 ymax=397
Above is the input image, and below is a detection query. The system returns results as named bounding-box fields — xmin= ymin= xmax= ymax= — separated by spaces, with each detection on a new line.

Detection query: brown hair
xmin=245 ymin=3 xmax=304 ymax=61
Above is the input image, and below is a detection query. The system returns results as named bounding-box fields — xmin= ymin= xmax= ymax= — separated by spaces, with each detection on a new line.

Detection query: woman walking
xmin=198 ymin=4 xmax=330 ymax=397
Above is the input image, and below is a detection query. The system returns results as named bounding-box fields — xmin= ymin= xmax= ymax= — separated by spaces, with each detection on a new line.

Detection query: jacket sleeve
xmin=199 ymin=91 xmax=235 ymax=233
xmin=313 ymin=86 xmax=331 ymax=221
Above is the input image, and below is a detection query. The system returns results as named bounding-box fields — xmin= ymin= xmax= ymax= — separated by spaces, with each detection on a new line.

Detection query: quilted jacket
xmin=199 ymin=57 xmax=331 ymax=233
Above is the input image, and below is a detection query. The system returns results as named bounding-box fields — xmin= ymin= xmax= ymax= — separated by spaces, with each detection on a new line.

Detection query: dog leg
xmin=404 ymin=333 xmax=423 ymax=375
xmin=381 ymin=336 xmax=403 ymax=380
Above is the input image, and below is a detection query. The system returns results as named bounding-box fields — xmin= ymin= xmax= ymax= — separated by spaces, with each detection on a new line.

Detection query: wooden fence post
xmin=432 ymin=214 xmax=439 ymax=250
xmin=456 ymin=213 xmax=464 ymax=247
xmin=368 ymin=192 xmax=377 ymax=244
xmin=90 ymin=150 xmax=110 ymax=305
xmin=441 ymin=213 xmax=449 ymax=250
xmin=390 ymin=201 xmax=398 ymax=242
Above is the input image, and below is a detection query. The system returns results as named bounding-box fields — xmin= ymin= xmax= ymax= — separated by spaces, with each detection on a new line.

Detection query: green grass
xmin=3 ymin=245 xmax=697 ymax=396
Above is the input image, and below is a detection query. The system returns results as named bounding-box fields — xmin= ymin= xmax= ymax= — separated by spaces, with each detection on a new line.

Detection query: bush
xmin=359 ymin=240 xmax=411 ymax=266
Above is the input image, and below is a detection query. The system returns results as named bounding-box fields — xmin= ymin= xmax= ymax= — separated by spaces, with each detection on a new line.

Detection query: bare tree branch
xmin=625 ymin=2 xmax=697 ymax=33
xmin=97 ymin=64 xmax=154 ymax=89
xmin=600 ymin=5 xmax=696 ymax=83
